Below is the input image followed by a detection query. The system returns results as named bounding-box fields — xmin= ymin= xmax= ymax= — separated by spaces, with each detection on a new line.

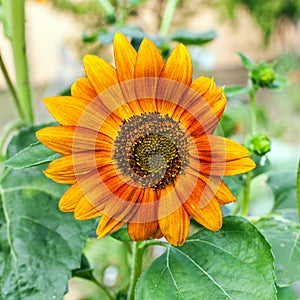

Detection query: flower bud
xmin=250 ymin=64 xmax=276 ymax=88
xmin=246 ymin=133 xmax=271 ymax=156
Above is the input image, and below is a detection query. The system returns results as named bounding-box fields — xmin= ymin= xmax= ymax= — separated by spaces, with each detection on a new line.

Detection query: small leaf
xmin=1 ymin=142 xmax=60 ymax=169
xmin=224 ymin=85 xmax=250 ymax=98
xmin=238 ymin=52 xmax=255 ymax=70
xmin=136 ymin=216 xmax=276 ymax=300
xmin=256 ymin=216 xmax=300 ymax=286
xmin=170 ymin=29 xmax=216 ymax=46
xmin=110 ymin=226 xmax=132 ymax=242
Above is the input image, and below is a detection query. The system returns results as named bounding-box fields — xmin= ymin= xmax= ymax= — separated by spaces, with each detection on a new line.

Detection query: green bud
xmin=246 ymin=133 xmax=271 ymax=156
xmin=250 ymin=64 xmax=276 ymax=88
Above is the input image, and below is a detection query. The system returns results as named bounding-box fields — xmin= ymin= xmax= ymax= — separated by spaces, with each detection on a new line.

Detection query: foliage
xmin=213 ymin=0 xmax=300 ymax=43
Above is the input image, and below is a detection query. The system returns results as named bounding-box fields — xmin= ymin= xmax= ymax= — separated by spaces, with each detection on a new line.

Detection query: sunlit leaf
xmin=136 ymin=216 xmax=276 ymax=300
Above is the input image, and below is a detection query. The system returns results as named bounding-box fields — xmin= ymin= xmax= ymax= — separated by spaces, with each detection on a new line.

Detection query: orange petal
xmin=157 ymin=44 xmax=192 ymax=114
xmin=43 ymin=96 xmax=107 ymax=130
xmin=184 ymin=197 xmax=222 ymax=231
xmin=59 ymin=183 xmax=82 ymax=212
xmin=158 ymin=205 xmax=190 ymax=246
xmin=102 ymin=185 xmax=143 ymax=223
xmin=74 ymin=197 xmax=103 ymax=220
xmin=160 ymin=43 xmax=192 ymax=85
xmin=158 ymin=185 xmax=190 ymax=246
xmin=96 ymin=214 xmax=125 ymax=238
xmin=83 ymin=54 xmax=118 ymax=95
xmin=134 ymin=38 xmax=164 ymax=112
xmin=190 ymin=135 xmax=256 ymax=176
xmin=71 ymin=77 xmax=97 ymax=101
xmin=36 ymin=126 xmax=112 ymax=155
xmin=44 ymin=151 xmax=111 ymax=184
xmin=113 ymin=32 xmax=137 ymax=82
xmin=128 ymin=220 xmax=159 ymax=241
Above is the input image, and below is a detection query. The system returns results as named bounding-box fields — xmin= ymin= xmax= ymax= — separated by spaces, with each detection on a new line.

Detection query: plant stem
xmin=249 ymin=88 xmax=257 ymax=135
xmin=230 ymin=198 xmax=242 ymax=215
xmin=0 ymin=51 xmax=24 ymax=120
xmin=10 ymin=0 xmax=34 ymax=124
xmin=127 ymin=241 xmax=144 ymax=300
xmin=159 ymin=0 xmax=179 ymax=36
xmin=241 ymin=171 xmax=252 ymax=216
xmin=297 ymin=158 xmax=300 ymax=223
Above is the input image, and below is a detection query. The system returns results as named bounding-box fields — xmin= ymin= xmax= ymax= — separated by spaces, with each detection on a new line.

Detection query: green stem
xmin=89 ymin=273 xmax=114 ymax=300
xmin=127 ymin=241 xmax=144 ymax=300
xmin=0 ymin=120 xmax=27 ymax=160
xmin=230 ymin=198 xmax=242 ymax=215
xmin=297 ymin=158 xmax=300 ymax=223
xmin=241 ymin=171 xmax=252 ymax=216
xmin=10 ymin=0 xmax=34 ymax=124
xmin=249 ymin=88 xmax=257 ymax=135
xmin=159 ymin=0 xmax=179 ymax=36
xmin=0 ymin=51 xmax=24 ymax=120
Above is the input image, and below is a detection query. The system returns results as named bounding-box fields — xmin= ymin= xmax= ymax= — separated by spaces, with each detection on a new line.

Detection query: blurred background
xmin=0 ymin=0 xmax=300 ymax=299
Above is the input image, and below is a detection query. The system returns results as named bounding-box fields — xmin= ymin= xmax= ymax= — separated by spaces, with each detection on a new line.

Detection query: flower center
xmin=113 ymin=112 xmax=188 ymax=189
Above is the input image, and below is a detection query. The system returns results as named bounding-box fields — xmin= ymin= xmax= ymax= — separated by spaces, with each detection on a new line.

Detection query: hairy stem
xmin=241 ymin=171 xmax=252 ymax=216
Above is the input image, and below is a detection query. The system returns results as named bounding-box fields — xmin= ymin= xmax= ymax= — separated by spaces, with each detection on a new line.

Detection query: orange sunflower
xmin=36 ymin=33 xmax=255 ymax=246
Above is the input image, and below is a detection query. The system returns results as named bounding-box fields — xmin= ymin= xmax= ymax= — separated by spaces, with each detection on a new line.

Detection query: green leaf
xmin=268 ymin=171 xmax=297 ymax=221
xmin=238 ymin=52 xmax=255 ymax=70
xmin=256 ymin=216 xmax=300 ymax=286
xmin=170 ymin=29 xmax=216 ymax=46
xmin=1 ymin=142 xmax=60 ymax=169
xmin=110 ymin=225 xmax=132 ymax=242
xmin=136 ymin=216 xmax=276 ymax=300
xmin=224 ymin=85 xmax=251 ymax=98
xmin=0 ymin=125 xmax=94 ymax=299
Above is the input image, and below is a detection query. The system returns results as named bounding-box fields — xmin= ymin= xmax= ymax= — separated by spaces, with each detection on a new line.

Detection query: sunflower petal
xmin=185 ymin=197 xmax=222 ymax=231
xmin=44 ymin=152 xmax=111 ymax=184
xmin=158 ymin=185 xmax=190 ymax=246
xmin=128 ymin=220 xmax=159 ymax=241
xmin=114 ymin=32 xmax=137 ymax=82
xmin=36 ymin=126 xmax=112 ymax=155
xmin=134 ymin=38 xmax=164 ymax=112
xmin=83 ymin=54 xmax=118 ymax=95
xmin=96 ymin=215 xmax=125 ymax=238
xmin=59 ymin=182 xmax=83 ymax=212
xmin=190 ymin=135 xmax=256 ymax=176
xmin=157 ymin=44 xmax=192 ymax=115
xmin=74 ymin=197 xmax=103 ymax=220
xmin=158 ymin=205 xmax=190 ymax=246
xmin=71 ymin=77 xmax=97 ymax=100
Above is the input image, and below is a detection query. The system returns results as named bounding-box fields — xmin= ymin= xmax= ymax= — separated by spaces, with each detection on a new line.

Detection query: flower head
xmin=37 ymin=33 xmax=255 ymax=246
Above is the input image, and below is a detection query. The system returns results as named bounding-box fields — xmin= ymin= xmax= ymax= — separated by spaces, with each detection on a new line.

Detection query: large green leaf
xmin=136 ymin=216 xmax=276 ymax=300
xmin=0 ymin=125 xmax=94 ymax=299
xmin=256 ymin=216 xmax=300 ymax=287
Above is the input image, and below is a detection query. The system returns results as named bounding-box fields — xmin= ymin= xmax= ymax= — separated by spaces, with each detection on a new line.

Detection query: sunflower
xmin=36 ymin=33 xmax=255 ymax=246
